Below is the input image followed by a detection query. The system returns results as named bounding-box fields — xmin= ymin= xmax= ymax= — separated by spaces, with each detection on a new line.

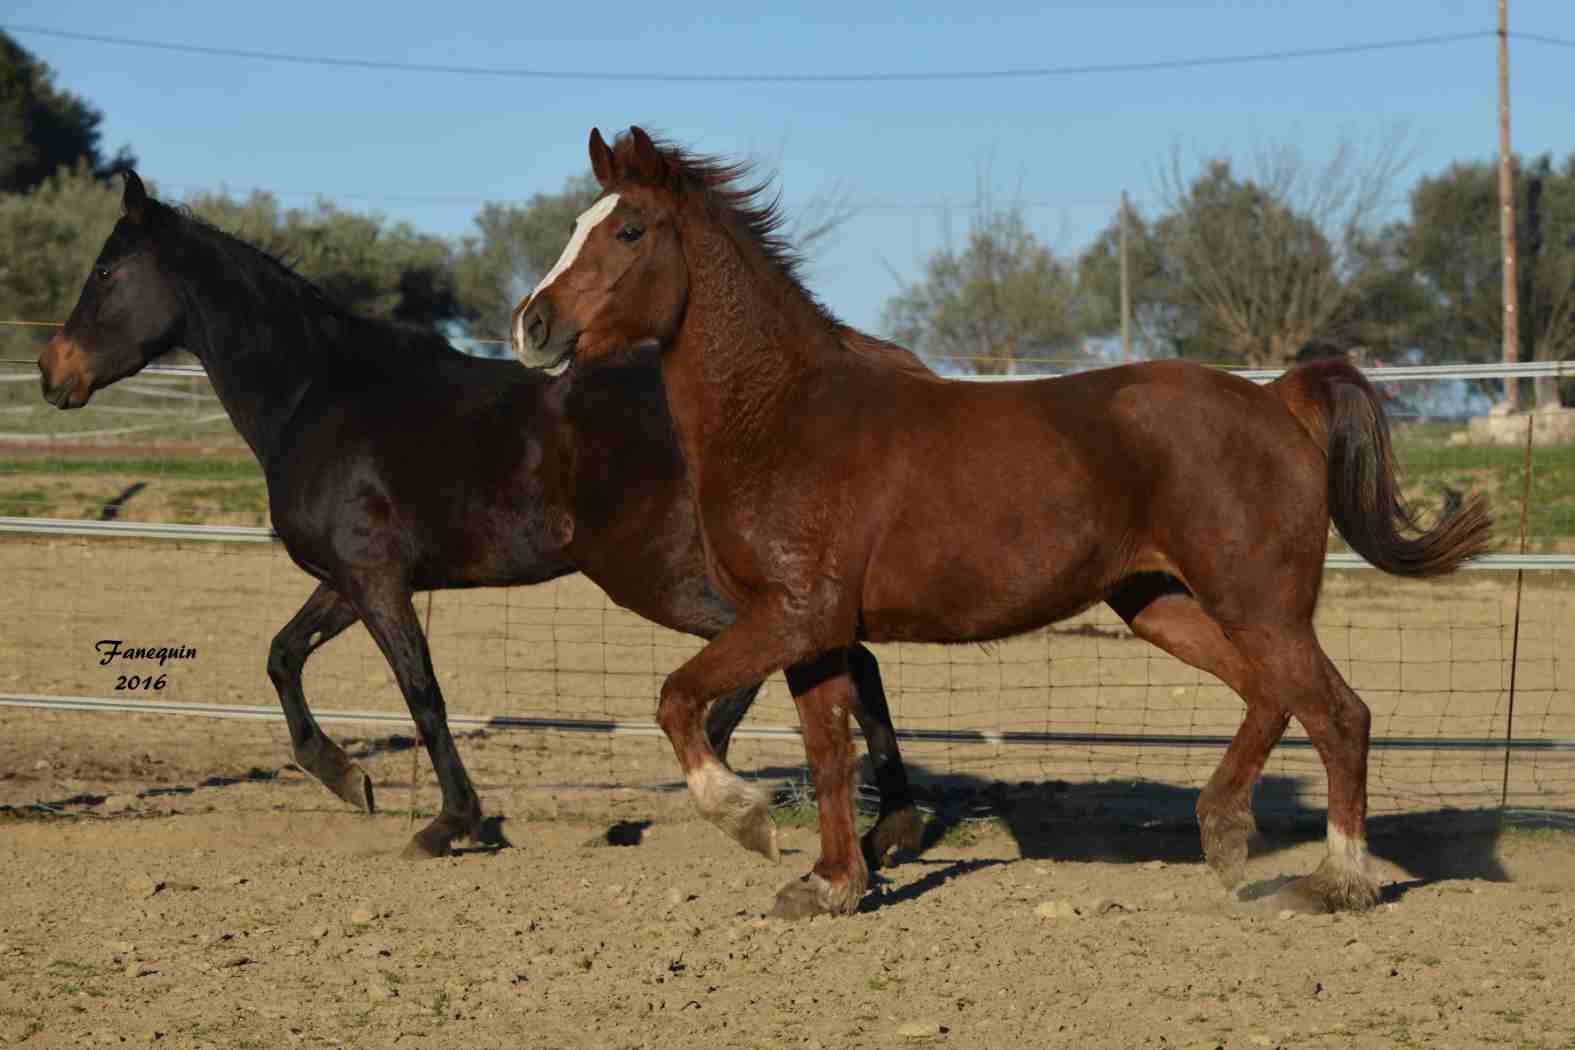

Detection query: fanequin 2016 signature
xmin=95 ymin=640 xmax=198 ymax=691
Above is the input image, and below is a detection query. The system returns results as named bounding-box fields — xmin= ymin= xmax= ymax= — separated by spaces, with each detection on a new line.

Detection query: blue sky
xmin=8 ymin=1 xmax=1574 ymax=337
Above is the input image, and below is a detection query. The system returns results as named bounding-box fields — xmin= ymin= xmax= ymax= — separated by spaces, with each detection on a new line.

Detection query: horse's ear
xmin=122 ymin=170 xmax=149 ymax=224
xmin=628 ymin=126 xmax=666 ymax=182
xmin=588 ymin=128 xmax=616 ymax=188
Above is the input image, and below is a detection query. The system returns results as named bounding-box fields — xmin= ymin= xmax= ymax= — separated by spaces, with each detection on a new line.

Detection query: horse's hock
xmin=1461 ymin=406 xmax=1575 ymax=447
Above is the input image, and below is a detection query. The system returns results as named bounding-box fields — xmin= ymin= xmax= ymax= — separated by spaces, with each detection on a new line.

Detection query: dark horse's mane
xmin=609 ymin=131 xmax=841 ymax=330
xmin=140 ymin=197 xmax=456 ymax=375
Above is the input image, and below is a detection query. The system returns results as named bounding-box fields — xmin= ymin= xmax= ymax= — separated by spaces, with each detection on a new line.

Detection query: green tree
xmin=0 ymin=162 xmax=121 ymax=359
xmin=1399 ymin=154 xmax=1575 ymax=406
xmin=882 ymin=208 xmax=1084 ymax=375
xmin=185 ymin=191 xmax=462 ymax=326
xmin=1080 ymin=137 xmax=1410 ymax=368
xmin=453 ymin=174 xmax=601 ymax=344
xmin=0 ymin=31 xmax=134 ymax=194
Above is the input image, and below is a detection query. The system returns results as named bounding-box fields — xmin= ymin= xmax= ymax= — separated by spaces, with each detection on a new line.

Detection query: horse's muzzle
xmin=512 ymin=297 xmax=580 ymax=372
xmin=38 ymin=333 xmax=93 ymax=410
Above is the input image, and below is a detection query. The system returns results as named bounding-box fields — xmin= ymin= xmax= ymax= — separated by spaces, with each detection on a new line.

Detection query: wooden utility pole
xmin=1119 ymin=190 xmax=1133 ymax=363
xmin=1498 ymin=0 xmax=1521 ymax=407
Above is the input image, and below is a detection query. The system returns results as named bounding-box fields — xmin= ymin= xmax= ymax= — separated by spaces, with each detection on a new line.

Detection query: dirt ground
xmin=1 ymin=800 xmax=1573 ymax=1050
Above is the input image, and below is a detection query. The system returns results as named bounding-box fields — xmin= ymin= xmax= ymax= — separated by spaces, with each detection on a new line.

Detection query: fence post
xmin=1500 ymin=411 xmax=1536 ymax=809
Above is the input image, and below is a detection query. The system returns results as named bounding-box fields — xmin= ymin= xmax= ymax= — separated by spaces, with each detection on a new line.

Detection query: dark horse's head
xmin=513 ymin=126 xmax=801 ymax=372
xmin=38 ymin=172 xmax=185 ymax=409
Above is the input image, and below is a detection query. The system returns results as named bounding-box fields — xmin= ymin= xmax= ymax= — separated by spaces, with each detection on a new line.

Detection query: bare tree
xmin=882 ymin=164 xmax=1084 ymax=375
xmin=1137 ymin=127 xmax=1415 ymax=367
xmin=754 ymin=131 xmax=862 ymax=265
xmin=781 ymin=177 xmax=859 ymax=261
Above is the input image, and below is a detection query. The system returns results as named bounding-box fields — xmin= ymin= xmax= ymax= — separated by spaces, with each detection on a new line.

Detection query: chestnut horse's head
xmin=511 ymin=127 xmax=713 ymax=371
xmin=38 ymin=171 xmax=186 ymax=409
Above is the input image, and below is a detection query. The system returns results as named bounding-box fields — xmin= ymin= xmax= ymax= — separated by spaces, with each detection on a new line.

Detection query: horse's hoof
xmin=1199 ymin=809 xmax=1255 ymax=891
xmin=401 ymin=839 xmax=450 ymax=861
xmin=401 ymin=822 xmax=456 ymax=860
xmin=295 ymin=738 xmax=375 ymax=814
xmin=735 ymin=801 xmax=780 ymax=863
xmin=691 ymin=763 xmax=779 ymax=861
xmin=770 ymin=873 xmax=858 ymax=920
xmin=861 ymin=806 xmax=925 ymax=870
xmin=328 ymin=764 xmax=376 ymax=814
xmin=1265 ymin=865 xmax=1380 ymax=914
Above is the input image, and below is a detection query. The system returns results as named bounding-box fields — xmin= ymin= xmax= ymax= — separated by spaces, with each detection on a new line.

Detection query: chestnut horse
xmin=512 ymin=127 xmax=1492 ymax=918
xmin=37 ymin=171 xmax=925 ymax=866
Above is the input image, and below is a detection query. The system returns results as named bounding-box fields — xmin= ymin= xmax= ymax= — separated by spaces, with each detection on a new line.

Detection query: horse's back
xmin=849 ymin=359 xmax=1329 ymax=641
xmin=270 ymin=354 xmax=569 ymax=585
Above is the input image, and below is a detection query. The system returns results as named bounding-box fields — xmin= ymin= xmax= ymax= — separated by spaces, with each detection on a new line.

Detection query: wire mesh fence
xmin=1 ymin=356 xmax=1573 ymax=832
xmin=1 ymin=529 xmax=1571 ymax=829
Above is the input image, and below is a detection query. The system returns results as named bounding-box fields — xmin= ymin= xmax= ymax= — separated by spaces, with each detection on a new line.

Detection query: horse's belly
xmin=859 ymin=529 xmax=1117 ymax=645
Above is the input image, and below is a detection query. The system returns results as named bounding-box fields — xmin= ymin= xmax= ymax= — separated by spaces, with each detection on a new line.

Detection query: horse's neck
xmin=181 ymin=275 xmax=323 ymax=469
xmin=664 ymin=222 xmax=831 ymax=456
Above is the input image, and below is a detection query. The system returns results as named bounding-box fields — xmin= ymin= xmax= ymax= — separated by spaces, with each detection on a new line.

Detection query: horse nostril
xmin=527 ymin=315 xmax=547 ymax=349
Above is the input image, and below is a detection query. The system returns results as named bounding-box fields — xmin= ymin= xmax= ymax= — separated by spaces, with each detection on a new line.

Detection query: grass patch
xmin=0 ymin=457 xmax=260 ymax=481
xmin=0 ymin=487 xmax=53 ymax=516
xmin=1392 ymin=430 xmax=1575 ymax=548
xmin=770 ymin=801 xmax=877 ymax=835
xmin=166 ymin=482 xmax=268 ymax=526
xmin=1501 ymin=823 xmax=1575 ymax=844
xmin=934 ymin=816 xmax=1004 ymax=849
xmin=46 ymin=959 xmax=98 ymax=979
xmin=772 ymin=802 xmax=822 ymax=830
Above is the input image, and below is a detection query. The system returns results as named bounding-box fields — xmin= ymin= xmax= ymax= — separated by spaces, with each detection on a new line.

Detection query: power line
xmin=3 ymin=23 xmax=1495 ymax=84
xmin=158 ymin=180 xmax=1107 ymax=213
xmin=1514 ymin=31 xmax=1575 ymax=49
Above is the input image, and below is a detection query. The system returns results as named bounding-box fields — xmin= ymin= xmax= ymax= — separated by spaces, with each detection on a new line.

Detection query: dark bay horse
xmin=37 ymin=171 xmax=925 ymax=866
xmin=512 ymin=127 xmax=1493 ymax=918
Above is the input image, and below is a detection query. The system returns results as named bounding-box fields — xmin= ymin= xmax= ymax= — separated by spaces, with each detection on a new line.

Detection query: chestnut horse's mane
xmin=608 ymin=131 xmax=839 ymax=329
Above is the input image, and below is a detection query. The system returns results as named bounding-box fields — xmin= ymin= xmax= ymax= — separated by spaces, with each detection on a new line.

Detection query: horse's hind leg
xmin=1118 ymin=582 xmax=1379 ymax=911
xmin=268 ymin=583 xmax=371 ymax=811
xmin=346 ymin=581 xmax=483 ymax=859
xmin=703 ymin=682 xmax=763 ymax=766
xmin=1227 ymin=627 xmax=1378 ymax=912
xmin=847 ymin=643 xmax=923 ymax=870
xmin=1109 ymin=584 xmax=1287 ymax=892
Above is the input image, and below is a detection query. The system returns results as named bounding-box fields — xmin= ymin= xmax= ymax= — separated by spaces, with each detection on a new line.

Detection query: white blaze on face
xmin=533 ymin=193 xmax=621 ymax=303
xmin=513 ymin=193 xmax=621 ymax=358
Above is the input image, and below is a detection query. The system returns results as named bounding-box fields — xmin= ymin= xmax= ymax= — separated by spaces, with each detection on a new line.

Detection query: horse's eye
xmin=96 ymin=267 xmax=112 ymax=280
xmin=616 ymin=225 xmax=645 ymax=244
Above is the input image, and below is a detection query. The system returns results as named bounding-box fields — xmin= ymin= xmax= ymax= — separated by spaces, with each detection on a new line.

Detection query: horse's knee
xmin=656 ymin=681 xmax=695 ymax=740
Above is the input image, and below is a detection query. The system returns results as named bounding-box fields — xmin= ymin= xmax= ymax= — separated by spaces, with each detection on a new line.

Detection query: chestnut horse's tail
xmin=1270 ymin=358 xmax=1493 ymax=577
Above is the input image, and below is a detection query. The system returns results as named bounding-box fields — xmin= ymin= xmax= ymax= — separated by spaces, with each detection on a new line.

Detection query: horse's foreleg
xmin=847 ymin=643 xmax=923 ymax=870
xmin=773 ymin=649 xmax=868 ymax=918
xmin=348 ymin=583 xmax=484 ymax=860
xmin=657 ymin=597 xmax=840 ymax=865
xmin=268 ymin=583 xmax=370 ymax=811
